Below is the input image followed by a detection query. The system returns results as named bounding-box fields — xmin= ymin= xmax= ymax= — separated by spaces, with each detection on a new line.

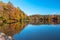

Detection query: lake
xmin=14 ymin=24 xmax=60 ymax=40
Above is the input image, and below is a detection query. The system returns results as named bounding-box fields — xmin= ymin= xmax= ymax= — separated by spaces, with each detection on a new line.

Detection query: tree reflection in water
xmin=0 ymin=21 xmax=29 ymax=36
xmin=0 ymin=15 xmax=60 ymax=37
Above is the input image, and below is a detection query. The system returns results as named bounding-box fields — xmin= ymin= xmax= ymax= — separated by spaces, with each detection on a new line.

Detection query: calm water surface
xmin=14 ymin=24 xmax=60 ymax=40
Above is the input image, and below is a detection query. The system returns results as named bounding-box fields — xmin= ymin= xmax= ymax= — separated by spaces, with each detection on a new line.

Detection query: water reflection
xmin=0 ymin=21 xmax=29 ymax=36
xmin=0 ymin=15 xmax=60 ymax=37
xmin=14 ymin=24 xmax=60 ymax=40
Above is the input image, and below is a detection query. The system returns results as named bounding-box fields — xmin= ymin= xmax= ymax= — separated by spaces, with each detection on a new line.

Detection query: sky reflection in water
xmin=0 ymin=0 xmax=60 ymax=40
xmin=14 ymin=24 xmax=60 ymax=40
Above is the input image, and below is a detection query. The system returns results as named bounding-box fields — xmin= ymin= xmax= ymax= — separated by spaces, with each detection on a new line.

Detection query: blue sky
xmin=0 ymin=0 xmax=60 ymax=40
xmin=0 ymin=0 xmax=60 ymax=15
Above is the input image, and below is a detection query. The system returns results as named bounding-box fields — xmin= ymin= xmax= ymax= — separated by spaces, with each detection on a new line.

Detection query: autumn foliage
xmin=0 ymin=2 xmax=28 ymax=36
xmin=0 ymin=2 xmax=60 ymax=36
xmin=0 ymin=2 xmax=27 ymax=23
